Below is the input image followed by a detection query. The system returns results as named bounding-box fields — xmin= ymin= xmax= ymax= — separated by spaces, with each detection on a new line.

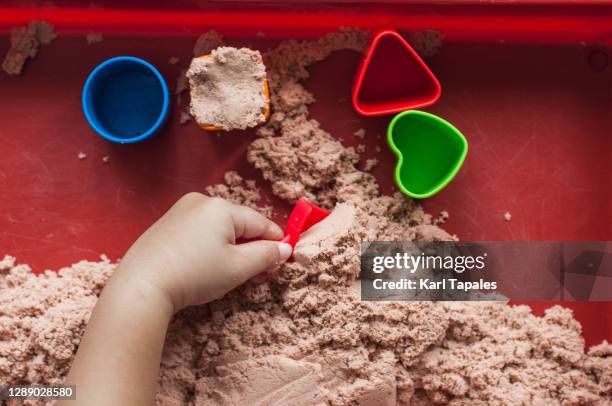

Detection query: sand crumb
xmin=101 ymin=155 xmax=110 ymax=163
xmin=504 ymin=211 xmax=512 ymax=221
xmin=193 ymin=30 xmax=224 ymax=57
xmin=187 ymin=47 xmax=268 ymax=131
xmin=85 ymin=32 xmax=103 ymax=45
xmin=407 ymin=29 xmax=444 ymax=58
xmin=77 ymin=151 xmax=87 ymax=160
xmin=168 ymin=56 xmax=180 ymax=65
xmin=174 ymin=69 xmax=188 ymax=96
xmin=205 ymin=171 xmax=273 ymax=217
xmin=435 ymin=210 xmax=449 ymax=225
xmin=179 ymin=111 xmax=191 ymax=125
xmin=35 ymin=22 xmax=57 ymax=45
xmin=353 ymin=128 xmax=366 ymax=139
xmin=2 ymin=21 xmax=57 ymax=76
xmin=363 ymin=158 xmax=378 ymax=172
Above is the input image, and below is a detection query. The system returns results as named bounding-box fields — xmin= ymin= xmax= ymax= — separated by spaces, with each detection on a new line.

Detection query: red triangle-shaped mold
xmin=352 ymin=30 xmax=442 ymax=116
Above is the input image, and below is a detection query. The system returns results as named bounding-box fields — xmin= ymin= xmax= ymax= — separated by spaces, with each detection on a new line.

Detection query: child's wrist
xmin=106 ymin=265 xmax=177 ymax=318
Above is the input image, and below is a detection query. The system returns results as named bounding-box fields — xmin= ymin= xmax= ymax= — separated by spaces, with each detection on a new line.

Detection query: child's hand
xmin=116 ymin=193 xmax=292 ymax=312
xmin=65 ymin=194 xmax=291 ymax=404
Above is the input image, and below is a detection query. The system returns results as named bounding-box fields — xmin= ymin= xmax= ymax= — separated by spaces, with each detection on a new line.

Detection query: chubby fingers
xmin=227 ymin=203 xmax=284 ymax=241
xmin=230 ymin=240 xmax=292 ymax=283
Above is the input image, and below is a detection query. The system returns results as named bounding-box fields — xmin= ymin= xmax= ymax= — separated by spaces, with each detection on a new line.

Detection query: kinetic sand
xmin=1 ymin=21 xmax=56 ymax=76
xmin=187 ymin=47 xmax=268 ymax=131
xmin=0 ymin=29 xmax=610 ymax=405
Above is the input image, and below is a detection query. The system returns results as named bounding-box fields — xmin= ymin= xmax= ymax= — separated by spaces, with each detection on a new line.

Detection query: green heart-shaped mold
xmin=387 ymin=110 xmax=468 ymax=199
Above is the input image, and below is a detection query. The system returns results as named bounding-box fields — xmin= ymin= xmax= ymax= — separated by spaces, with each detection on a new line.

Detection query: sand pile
xmin=0 ymin=255 xmax=113 ymax=386
xmin=1 ymin=254 xmax=610 ymax=405
xmin=0 ymin=29 xmax=610 ymax=405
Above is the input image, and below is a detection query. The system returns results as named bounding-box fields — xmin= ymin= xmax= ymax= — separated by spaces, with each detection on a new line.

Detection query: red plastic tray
xmin=0 ymin=1 xmax=610 ymax=346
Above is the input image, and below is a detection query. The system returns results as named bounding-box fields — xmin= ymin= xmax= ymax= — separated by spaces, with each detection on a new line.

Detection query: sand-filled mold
xmin=188 ymin=46 xmax=269 ymax=131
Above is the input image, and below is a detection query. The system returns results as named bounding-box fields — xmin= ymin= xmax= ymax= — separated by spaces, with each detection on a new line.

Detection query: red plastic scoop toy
xmin=236 ymin=199 xmax=328 ymax=248
xmin=281 ymin=199 xmax=330 ymax=247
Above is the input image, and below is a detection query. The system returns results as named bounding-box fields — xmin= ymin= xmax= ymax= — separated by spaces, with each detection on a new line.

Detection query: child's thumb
xmin=232 ymin=240 xmax=293 ymax=278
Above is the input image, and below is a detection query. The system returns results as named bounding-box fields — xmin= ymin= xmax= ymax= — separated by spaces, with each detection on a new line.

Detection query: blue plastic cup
xmin=82 ymin=56 xmax=170 ymax=143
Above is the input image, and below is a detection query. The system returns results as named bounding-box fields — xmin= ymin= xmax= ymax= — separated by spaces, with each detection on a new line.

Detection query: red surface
xmin=0 ymin=4 xmax=612 ymax=45
xmin=0 ymin=5 xmax=610 ymax=345
xmin=353 ymin=30 xmax=441 ymax=115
